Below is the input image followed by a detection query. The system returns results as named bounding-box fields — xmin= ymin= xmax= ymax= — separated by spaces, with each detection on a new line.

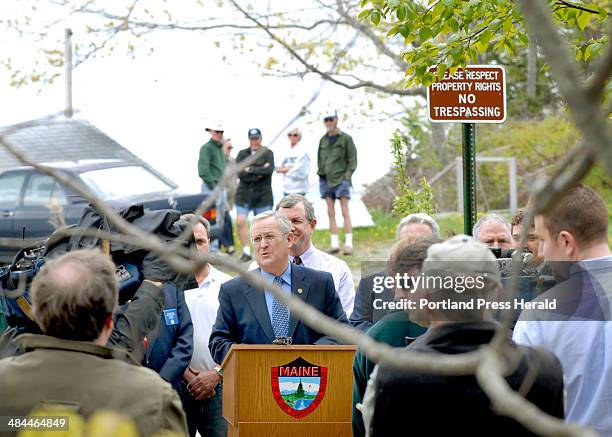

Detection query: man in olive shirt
xmin=198 ymin=121 xmax=226 ymax=192
xmin=0 ymin=249 xmax=187 ymax=436
xmin=317 ymin=110 xmax=357 ymax=255
xmin=198 ymin=121 xmax=227 ymax=252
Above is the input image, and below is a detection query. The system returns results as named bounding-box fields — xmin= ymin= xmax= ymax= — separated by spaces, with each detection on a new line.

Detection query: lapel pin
xmin=297 ymin=288 xmax=303 ymax=294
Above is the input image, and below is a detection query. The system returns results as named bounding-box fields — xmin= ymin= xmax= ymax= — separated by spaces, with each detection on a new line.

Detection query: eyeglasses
xmin=323 ymin=117 xmax=336 ymax=123
xmin=250 ymin=233 xmax=286 ymax=245
xmin=287 ymin=133 xmax=299 ymax=137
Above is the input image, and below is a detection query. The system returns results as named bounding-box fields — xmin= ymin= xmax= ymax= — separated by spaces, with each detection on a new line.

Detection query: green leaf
xmin=503 ymin=16 xmax=514 ymax=34
xmin=436 ymin=63 xmax=447 ymax=80
xmin=371 ymin=11 xmax=381 ymax=25
xmin=480 ymin=30 xmax=492 ymax=46
xmin=422 ymin=73 xmax=434 ymax=87
xmin=433 ymin=2 xmax=446 ymax=18
xmin=584 ymin=44 xmax=592 ymax=61
xmin=423 ymin=13 xmax=432 ymax=25
xmin=419 ymin=26 xmax=431 ymax=41
xmin=576 ymin=11 xmax=591 ymax=31
xmin=397 ymin=5 xmax=407 ymax=20
xmin=462 ymin=5 xmax=473 ymax=19
xmin=357 ymin=9 xmax=370 ymax=20
xmin=399 ymin=24 xmax=411 ymax=38
xmin=590 ymin=41 xmax=603 ymax=58
xmin=387 ymin=25 xmax=401 ymax=37
xmin=575 ymin=47 xmax=583 ymax=61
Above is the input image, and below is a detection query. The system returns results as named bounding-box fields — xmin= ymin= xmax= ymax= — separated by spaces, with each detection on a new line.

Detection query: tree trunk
xmin=527 ymin=42 xmax=537 ymax=100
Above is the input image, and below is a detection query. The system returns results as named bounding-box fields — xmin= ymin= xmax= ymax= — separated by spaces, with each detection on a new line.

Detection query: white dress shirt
xmin=184 ymin=265 xmax=232 ymax=371
xmin=513 ymin=256 xmax=612 ymax=434
xmin=247 ymin=244 xmax=355 ymax=316
xmin=296 ymin=244 xmax=355 ymax=317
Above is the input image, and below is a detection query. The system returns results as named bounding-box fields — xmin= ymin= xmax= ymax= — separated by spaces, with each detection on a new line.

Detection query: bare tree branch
xmin=517 ymin=0 xmax=612 ymax=176
xmin=228 ymin=0 xmax=424 ymax=97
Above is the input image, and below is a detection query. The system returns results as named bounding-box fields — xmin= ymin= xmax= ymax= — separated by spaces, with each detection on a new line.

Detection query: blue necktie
xmin=271 ymin=276 xmax=290 ymax=338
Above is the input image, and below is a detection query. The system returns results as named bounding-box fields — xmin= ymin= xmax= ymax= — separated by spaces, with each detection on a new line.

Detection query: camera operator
xmin=510 ymin=208 xmax=545 ymax=271
xmin=0 ymin=249 xmax=188 ymax=436
xmin=0 ymin=250 xmax=173 ymax=361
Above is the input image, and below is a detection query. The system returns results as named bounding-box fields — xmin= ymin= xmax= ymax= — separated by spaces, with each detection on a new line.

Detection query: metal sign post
xmin=462 ymin=123 xmax=477 ymax=235
xmin=426 ymin=65 xmax=506 ymax=236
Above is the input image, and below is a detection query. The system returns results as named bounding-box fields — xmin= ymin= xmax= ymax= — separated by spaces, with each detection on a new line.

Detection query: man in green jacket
xmin=0 ymin=249 xmax=188 ymax=436
xmin=198 ymin=121 xmax=227 ymax=252
xmin=317 ymin=110 xmax=357 ymax=255
xmin=198 ymin=121 xmax=226 ymax=192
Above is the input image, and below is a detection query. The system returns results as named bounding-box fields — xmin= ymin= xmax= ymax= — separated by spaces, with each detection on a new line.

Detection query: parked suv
xmin=0 ymin=159 xmax=219 ymax=263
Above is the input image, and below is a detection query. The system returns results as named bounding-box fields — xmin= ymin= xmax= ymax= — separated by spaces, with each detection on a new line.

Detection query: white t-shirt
xmin=279 ymin=144 xmax=311 ymax=194
xmin=184 ymin=265 xmax=232 ymax=371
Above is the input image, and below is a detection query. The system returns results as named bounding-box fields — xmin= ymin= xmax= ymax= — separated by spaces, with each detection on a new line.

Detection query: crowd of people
xmin=197 ymin=110 xmax=358 ymax=261
xmin=0 ymin=115 xmax=610 ymax=437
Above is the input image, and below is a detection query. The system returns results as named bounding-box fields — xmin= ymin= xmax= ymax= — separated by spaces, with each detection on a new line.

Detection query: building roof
xmin=0 ymin=118 xmax=175 ymax=186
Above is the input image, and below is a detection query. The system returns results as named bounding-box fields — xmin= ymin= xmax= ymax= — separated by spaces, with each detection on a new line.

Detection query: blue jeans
xmin=184 ymin=384 xmax=227 ymax=437
xmin=235 ymin=204 xmax=272 ymax=217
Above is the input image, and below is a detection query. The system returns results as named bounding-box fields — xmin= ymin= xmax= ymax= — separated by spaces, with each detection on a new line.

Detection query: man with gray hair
xmin=396 ymin=212 xmax=440 ymax=240
xmin=276 ymin=194 xmax=355 ymax=315
xmin=209 ymin=210 xmax=348 ymax=364
xmin=350 ymin=212 xmax=440 ymax=331
xmin=276 ymin=128 xmax=311 ymax=196
xmin=472 ymin=213 xmax=512 ymax=250
xmin=0 ymin=249 xmax=188 ymax=436
xmin=360 ymin=235 xmax=564 ymax=436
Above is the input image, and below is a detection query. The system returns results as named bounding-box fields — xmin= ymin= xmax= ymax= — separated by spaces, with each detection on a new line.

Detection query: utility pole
xmin=64 ymin=28 xmax=73 ymax=118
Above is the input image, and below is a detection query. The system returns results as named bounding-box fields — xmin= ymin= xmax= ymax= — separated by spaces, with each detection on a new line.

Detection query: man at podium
xmin=209 ymin=211 xmax=348 ymax=363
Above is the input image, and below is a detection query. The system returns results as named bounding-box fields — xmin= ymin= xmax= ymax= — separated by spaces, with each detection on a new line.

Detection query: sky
xmin=0 ymin=1 xmax=419 ymax=195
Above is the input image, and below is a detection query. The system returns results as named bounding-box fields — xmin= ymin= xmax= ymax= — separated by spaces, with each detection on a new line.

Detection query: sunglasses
xmin=288 ymin=133 xmax=299 ymax=137
xmin=323 ymin=117 xmax=336 ymax=123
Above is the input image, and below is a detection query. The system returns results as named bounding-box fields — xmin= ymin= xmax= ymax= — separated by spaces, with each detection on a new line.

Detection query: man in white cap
xmin=198 ymin=120 xmax=225 ymax=193
xmin=317 ymin=110 xmax=357 ymax=255
xmin=360 ymin=235 xmax=564 ymax=436
xmin=276 ymin=127 xmax=311 ymax=196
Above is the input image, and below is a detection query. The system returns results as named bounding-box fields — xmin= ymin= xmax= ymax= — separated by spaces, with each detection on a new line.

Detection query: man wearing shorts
xmin=235 ymin=128 xmax=275 ymax=262
xmin=317 ymin=110 xmax=358 ymax=255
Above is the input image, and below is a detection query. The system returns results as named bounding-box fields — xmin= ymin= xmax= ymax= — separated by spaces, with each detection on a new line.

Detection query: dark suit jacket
xmin=370 ymin=321 xmax=564 ymax=436
xmin=145 ymin=282 xmax=193 ymax=391
xmin=209 ymin=264 xmax=348 ymax=364
xmin=349 ymin=271 xmax=395 ymax=332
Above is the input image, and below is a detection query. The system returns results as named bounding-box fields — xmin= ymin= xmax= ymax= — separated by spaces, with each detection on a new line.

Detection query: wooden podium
xmin=220 ymin=344 xmax=357 ymax=437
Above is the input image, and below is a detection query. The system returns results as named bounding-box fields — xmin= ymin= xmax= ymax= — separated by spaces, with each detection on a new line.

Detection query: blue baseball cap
xmin=248 ymin=128 xmax=262 ymax=139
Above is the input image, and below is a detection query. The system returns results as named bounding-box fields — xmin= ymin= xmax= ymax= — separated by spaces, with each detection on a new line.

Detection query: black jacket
xmin=349 ymin=271 xmax=395 ymax=332
xmin=370 ymin=321 xmax=564 ymax=436
xmin=235 ymin=147 xmax=274 ymax=209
